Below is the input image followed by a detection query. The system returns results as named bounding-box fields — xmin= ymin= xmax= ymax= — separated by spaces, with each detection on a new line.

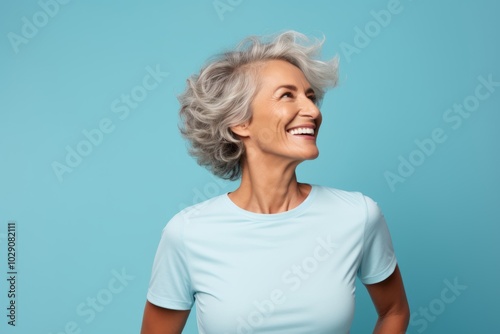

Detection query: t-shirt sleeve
xmin=357 ymin=195 xmax=398 ymax=285
xmin=147 ymin=213 xmax=195 ymax=310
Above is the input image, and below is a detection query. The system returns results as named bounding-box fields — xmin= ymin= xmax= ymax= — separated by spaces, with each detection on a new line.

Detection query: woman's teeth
xmin=288 ymin=128 xmax=315 ymax=135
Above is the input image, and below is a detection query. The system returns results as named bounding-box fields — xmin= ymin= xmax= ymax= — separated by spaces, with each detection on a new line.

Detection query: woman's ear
xmin=230 ymin=122 xmax=250 ymax=138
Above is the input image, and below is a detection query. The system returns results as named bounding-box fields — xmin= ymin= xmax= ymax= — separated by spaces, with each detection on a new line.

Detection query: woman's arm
xmin=365 ymin=264 xmax=410 ymax=334
xmin=140 ymin=301 xmax=191 ymax=334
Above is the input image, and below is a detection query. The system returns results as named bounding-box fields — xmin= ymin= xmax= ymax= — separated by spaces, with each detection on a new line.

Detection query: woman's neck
xmin=227 ymin=158 xmax=311 ymax=214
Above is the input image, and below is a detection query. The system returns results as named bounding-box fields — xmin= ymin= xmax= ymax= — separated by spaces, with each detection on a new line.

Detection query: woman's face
xmin=233 ymin=59 xmax=322 ymax=165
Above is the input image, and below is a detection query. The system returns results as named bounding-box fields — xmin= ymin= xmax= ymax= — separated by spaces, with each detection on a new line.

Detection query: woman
xmin=141 ymin=31 xmax=409 ymax=334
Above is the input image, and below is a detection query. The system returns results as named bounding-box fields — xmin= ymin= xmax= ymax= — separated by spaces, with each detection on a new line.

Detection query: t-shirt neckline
xmin=222 ymin=184 xmax=317 ymax=221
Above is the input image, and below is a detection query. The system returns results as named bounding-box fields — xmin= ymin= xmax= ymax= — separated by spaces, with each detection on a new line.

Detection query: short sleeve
xmin=147 ymin=213 xmax=195 ymax=310
xmin=357 ymin=195 xmax=398 ymax=285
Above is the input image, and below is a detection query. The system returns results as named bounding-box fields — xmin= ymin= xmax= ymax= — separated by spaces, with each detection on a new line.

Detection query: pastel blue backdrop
xmin=1 ymin=0 xmax=498 ymax=333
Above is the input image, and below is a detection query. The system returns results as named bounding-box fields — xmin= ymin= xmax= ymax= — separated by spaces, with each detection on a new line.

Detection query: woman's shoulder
xmin=313 ymin=185 xmax=384 ymax=224
xmin=160 ymin=194 xmax=228 ymax=234
xmin=314 ymin=184 xmax=382 ymax=213
xmin=314 ymin=184 xmax=369 ymax=204
xmin=176 ymin=192 xmax=229 ymax=219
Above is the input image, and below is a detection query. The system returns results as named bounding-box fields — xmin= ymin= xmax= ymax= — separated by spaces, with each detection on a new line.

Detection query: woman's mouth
xmin=287 ymin=127 xmax=315 ymax=137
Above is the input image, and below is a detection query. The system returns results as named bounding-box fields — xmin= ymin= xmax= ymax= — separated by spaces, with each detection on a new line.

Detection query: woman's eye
xmin=308 ymin=95 xmax=317 ymax=103
xmin=281 ymin=92 xmax=294 ymax=99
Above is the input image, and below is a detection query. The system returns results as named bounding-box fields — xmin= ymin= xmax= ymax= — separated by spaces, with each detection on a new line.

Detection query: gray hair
xmin=178 ymin=30 xmax=339 ymax=180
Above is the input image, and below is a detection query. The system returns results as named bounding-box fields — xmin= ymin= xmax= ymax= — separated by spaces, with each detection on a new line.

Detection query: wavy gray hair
xmin=178 ymin=30 xmax=338 ymax=180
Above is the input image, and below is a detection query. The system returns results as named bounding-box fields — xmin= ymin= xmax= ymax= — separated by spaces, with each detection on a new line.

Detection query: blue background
xmin=1 ymin=0 xmax=499 ymax=333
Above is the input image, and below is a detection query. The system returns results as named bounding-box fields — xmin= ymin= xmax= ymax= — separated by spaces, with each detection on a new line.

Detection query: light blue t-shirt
xmin=147 ymin=185 xmax=397 ymax=334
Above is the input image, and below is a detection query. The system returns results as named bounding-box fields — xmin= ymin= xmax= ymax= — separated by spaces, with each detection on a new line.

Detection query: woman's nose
xmin=298 ymin=95 xmax=321 ymax=119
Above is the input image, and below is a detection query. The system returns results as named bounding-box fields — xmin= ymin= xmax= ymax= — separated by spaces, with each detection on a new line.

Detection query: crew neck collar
xmin=222 ymin=184 xmax=317 ymax=221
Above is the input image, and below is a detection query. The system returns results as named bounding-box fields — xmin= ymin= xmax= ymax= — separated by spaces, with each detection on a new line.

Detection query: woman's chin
xmin=297 ymin=149 xmax=320 ymax=161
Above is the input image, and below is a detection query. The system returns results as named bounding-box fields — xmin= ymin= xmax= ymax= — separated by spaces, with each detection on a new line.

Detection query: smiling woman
xmin=140 ymin=31 xmax=410 ymax=334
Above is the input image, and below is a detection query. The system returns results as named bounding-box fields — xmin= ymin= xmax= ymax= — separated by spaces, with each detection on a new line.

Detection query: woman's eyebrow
xmin=274 ymin=84 xmax=315 ymax=94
